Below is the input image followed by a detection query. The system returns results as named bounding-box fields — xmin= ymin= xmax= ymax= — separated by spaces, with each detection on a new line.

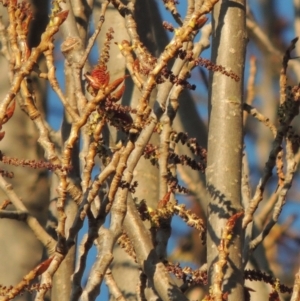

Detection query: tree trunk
xmin=0 ymin=2 xmax=49 ymax=300
xmin=206 ymin=0 xmax=247 ymax=300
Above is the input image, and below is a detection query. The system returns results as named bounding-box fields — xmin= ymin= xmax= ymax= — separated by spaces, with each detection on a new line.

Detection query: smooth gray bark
xmin=206 ymin=0 xmax=247 ymax=300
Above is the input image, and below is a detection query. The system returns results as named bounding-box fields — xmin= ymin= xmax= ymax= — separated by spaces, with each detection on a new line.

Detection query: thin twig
xmin=0 ymin=174 xmax=56 ymax=253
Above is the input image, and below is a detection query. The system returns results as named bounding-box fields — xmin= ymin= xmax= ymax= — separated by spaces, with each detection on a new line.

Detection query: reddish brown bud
xmin=52 ymin=10 xmax=69 ymax=26
xmin=35 ymin=256 xmax=54 ymax=276
xmin=85 ymin=66 xmax=110 ymax=90
xmin=105 ymin=76 xmax=127 ymax=94
xmin=111 ymin=84 xmax=125 ymax=102
xmin=3 ymin=100 xmax=16 ymax=124
xmin=157 ymin=191 xmax=172 ymax=209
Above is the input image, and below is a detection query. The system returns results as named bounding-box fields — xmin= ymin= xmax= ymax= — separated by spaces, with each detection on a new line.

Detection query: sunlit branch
xmin=0 ymin=174 xmax=56 ymax=253
xmin=104 ymin=268 xmax=126 ymax=301
xmin=249 ymin=132 xmax=298 ymax=251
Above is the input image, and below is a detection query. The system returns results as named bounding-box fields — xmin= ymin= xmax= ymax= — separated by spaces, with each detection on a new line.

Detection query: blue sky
xmin=46 ymin=1 xmax=299 ymax=299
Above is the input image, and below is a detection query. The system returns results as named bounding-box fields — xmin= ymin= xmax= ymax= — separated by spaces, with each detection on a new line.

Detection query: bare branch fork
xmin=0 ymin=0 xmax=299 ymax=301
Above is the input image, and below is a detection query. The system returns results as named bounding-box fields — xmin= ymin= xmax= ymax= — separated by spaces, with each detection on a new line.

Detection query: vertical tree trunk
xmin=0 ymin=2 xmax=49 ymax=301
xmin=206 ymin=0 xmax=247 ymax=300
